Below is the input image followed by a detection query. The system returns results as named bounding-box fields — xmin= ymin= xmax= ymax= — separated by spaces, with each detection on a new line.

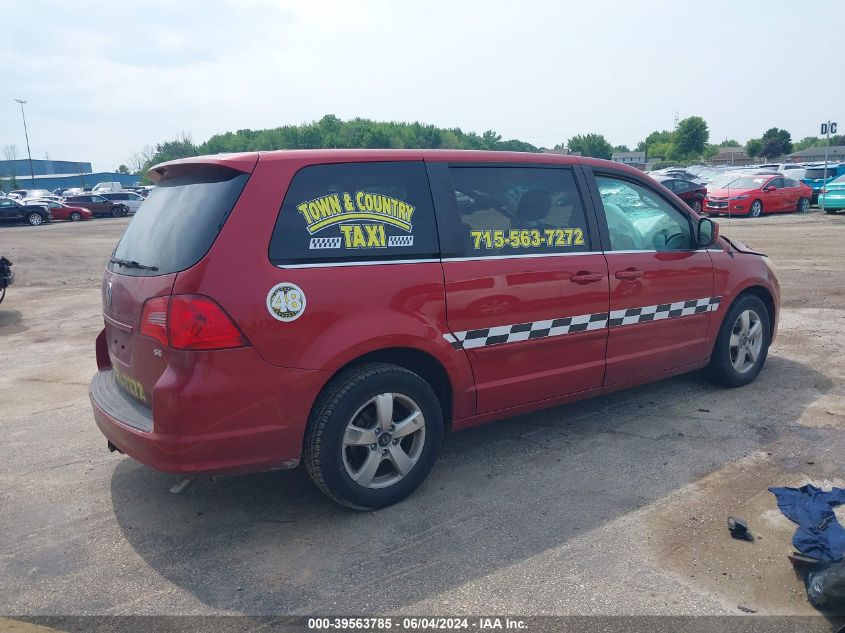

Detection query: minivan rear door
xmin=101 ymin=157 xmax=256 ymax=407
xmin=430 ymin=162 xmax=609 ymax=414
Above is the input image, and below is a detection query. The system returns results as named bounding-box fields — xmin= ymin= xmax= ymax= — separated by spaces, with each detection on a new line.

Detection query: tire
xmin=798 ymin=198 xmax=810 ymax=213
xmin=749 ymin=200 xmax=763 ymax=218
xmin=825 ymin=208 xmax=838 ymax=215
xmin=26 ymin=212 xmax=44 ymax=226
xmin=707 ymin=294 xmax=771 ymax=388
xmin=304 ymin=363 xmax=444 ymax=510
xmin=691 ymin=199 xmax=702 ymax=213
xmin=110 ymin=207 xmax=121 ymax=218
xmin=69 ymin=211 xmax=82 ymax=222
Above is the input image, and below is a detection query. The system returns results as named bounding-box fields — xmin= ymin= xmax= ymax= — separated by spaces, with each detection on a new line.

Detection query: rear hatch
xmin=102 ymin=160 xmax=254 ymax=407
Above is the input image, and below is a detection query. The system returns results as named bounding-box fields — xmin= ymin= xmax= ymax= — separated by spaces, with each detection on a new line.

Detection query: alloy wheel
xmin=729 ymin=309 xmax=763 ymax=374
xmin=342 ymin=392 xmax=426 ymax=489
xmin=750 ymin=201 xmax=762 ymax=217
xmin=27 ymin=213 xmax=43 ymax=226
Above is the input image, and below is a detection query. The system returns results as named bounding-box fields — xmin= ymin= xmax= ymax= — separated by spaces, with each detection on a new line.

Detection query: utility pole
xmin=13 ymin=99 xmax=36 ymax=186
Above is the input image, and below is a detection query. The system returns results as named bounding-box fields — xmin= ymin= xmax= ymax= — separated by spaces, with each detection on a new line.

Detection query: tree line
xmin=126 ymin=114 xmax=842 ymax=179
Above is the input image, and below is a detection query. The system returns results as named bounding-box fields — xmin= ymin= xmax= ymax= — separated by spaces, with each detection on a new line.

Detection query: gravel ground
xmin=0 ymin=211 xmax=843 ymax=620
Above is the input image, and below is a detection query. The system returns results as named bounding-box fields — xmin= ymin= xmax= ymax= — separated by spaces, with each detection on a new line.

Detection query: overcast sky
xmin=2 ymin=0 xmax=842 ymax=171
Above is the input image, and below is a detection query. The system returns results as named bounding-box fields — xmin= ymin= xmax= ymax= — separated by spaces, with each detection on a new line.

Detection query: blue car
xmin=802 ymin=163 xmax=845 ymax=204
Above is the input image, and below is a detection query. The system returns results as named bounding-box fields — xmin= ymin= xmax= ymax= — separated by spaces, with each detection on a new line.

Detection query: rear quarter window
xmin=270 ymin=161 xmax=439 ymax=265
xmin=108 ymin=167 xmax=249 ymax=277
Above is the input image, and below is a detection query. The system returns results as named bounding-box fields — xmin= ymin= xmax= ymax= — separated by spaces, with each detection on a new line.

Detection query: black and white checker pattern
xmin=309 ymin=237 xmax=342 ymax=249
xmin=608 ymin=296 xmax=720 ymax=327
xmin=388 ymin=235 xmax=414 ymax=247
xmin=448 ymin=312 xmax=609 ymax=350
xmin=444 ymin=296 xmax=721 ymax=351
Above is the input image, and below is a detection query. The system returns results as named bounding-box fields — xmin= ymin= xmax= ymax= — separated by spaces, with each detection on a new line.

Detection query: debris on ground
xmin=728 ymin=516 xmax=754 ymax=541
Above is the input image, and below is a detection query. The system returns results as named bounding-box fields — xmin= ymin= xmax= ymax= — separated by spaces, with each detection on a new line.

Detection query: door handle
xmin=615 ymin=269 xmax=643 ymax=280
xmin=569 ymin=272 xmax=604 ymax=284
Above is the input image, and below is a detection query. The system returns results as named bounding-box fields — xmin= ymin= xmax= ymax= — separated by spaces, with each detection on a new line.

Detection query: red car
xmin=90 ymin=150 xmax=780 ymax=509
xmin=36 ymin=200 xmax=93 ymax=222
xmin=704 ymin=174 xmax=812 ymax=217
xmin=653 ymin=175 xmax=707 ymax=213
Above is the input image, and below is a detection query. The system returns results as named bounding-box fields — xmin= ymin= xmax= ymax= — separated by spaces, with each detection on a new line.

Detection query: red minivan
xmin=90 ymin=150 xmax=780 ymax=509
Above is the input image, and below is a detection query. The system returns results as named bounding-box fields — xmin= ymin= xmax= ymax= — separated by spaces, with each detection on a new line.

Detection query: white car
xmin=100 ymin=191 xmax=145 ymax=214
xmin=91 ymin=182 xmax=124 ymax=193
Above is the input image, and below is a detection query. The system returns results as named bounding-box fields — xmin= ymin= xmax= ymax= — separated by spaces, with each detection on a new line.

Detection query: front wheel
xmin=707 ymin=294 xmax=771 ymax=387
xmin=69 ymin=211 xmax=82 ymax=222
xmin=825 ymin=208 xmax=838 ymax=215
xmin=749 ymin=200 xmax=763 ymax=217
xmin=304 ymin=363 xmax=443 ymax=510
xmin=798 ymin=198 xmax=810 ymax=213
xmin=691 ymin=199 xmax=702 ymax=213
xmin=110 ymin=207 xmax=121 ymax=218
xmin=26 ymin=212 xmax=44 ymax=226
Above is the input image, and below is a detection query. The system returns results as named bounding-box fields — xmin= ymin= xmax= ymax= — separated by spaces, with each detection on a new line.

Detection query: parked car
xmin=653 ymin=175 xmax=707 ymax=212
xmin=100 ymin=191 xmax=145 ymax=214
xmin=704 ymin=175 xmax=812 ymax=217
xmin=33 ymin=199 xmax=93 ymax=221
xmin=818 ymin=174 xmax=845 ymax=214
xmin=801 ymin=164 xmax=845 ymax=204
xmin=10 ymin=188 xmax=54 ymax=200
xmin=63 ymin=194 xmax=129 ymax=218
xmin=92 ymin=182 xmax=125 ymax=193
xmin=90 ymin=149 xmax=780 ymax=510
xmin=0 ymin=197 xmax=52 ymax=225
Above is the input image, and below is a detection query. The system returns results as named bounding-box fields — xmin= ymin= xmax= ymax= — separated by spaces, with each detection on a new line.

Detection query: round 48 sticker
xmin=267 ymin=282 xmax=306 ymax=322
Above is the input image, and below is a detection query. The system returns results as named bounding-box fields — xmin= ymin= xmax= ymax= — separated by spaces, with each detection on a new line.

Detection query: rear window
xmin=805 ymin=168 xmax=834 ymax=180
xmin=108 ymin=167 xmax=248 ymax=277
xmin=270 ymin=161 xmax=439 ymax=265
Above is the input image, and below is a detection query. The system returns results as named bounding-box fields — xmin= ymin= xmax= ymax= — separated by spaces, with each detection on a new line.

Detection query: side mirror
xmin=697 ymin=217 xmax=718 ymax=247
xmin=764 ymin=186 xmax=776 ymax=192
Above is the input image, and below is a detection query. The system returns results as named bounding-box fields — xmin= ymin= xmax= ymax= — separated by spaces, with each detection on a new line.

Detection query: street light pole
xmin=13 ymin=99 xmax=36 ymax=186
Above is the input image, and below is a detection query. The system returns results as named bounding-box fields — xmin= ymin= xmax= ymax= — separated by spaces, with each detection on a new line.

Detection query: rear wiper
xmin=109 ymin=257 xmax=158 ymax=271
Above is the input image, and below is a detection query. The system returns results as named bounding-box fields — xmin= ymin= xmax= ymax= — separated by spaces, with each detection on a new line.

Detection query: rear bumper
xmin=90 ymin=353 xmax=329 ymax=476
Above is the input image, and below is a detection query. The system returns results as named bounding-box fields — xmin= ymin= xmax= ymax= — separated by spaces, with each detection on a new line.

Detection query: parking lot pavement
xmin=0 ymin=212 xmax=843 ymax=616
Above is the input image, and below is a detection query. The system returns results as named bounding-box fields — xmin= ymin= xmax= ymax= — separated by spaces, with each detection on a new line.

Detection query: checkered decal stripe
xmin=388 ymin=235 xmax=414 ymax=247
xmin=309 ymin=237 xmax=342 ymax=249
xmin=608 ymin=296 xmax=721 ymax=327
xmin=444 ymin=296 xmax=721 ymax=350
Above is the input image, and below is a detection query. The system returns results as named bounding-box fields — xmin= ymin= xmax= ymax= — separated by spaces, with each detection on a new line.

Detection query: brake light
xmin=140 ymin=296 xmax=169 ymax=346
xmin=169 ymin=295 xmax=247 ymax=350
xmin=139 ymin=295 xmax=248 ymax=350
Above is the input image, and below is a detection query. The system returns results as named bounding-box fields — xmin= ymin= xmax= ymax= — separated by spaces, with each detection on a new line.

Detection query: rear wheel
xmin=691 ymin=199 xmax=702 ymax=213
xmin=69 ymin=211 xmax=82 ymax=222
xmin=749 ymin=200 xmax=763 ymax=217
xmin=825 ymin=208 xmax=838 ymax=215
xmin=26 ymin=212 xmax=44 ymax=226
xmin=304 ymin=363 xmax=443 ymax=510
xmin=707 ymin=294 xmax=770 ymax=387
xmin=798 ymin=197 xmax=810 ymax=213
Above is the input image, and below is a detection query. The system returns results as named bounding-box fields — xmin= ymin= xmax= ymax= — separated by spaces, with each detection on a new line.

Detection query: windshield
xmin=718 ymin=177 xmax=768 ymax=190
xmin=109 ymin=167 xmax=248 ymax=276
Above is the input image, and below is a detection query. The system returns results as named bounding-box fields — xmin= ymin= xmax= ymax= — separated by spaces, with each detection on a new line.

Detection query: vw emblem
xmin=106 ymin=281 xmax=112 ymax=308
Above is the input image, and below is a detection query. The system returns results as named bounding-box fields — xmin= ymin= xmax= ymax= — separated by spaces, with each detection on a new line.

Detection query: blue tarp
xmin=769 ymin=484 xmax=845 ymax=562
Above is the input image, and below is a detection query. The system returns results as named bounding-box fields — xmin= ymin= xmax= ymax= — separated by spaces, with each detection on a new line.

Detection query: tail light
xmin=140 ymin=294 xmax=248 ymax=350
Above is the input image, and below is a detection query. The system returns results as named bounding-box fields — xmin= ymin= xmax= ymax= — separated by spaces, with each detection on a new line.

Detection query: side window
xmin=784 ymin=178 xmax=798 ymax=188
xmin=270 ymin=161 xmax=438 ymax=264
xmin=446 ymin=166 xmax=590 ymax=257
xmin=769 ymin=178 xmax=784 ymax=189
xmin=595 ymin=175 xmax=693 ymax=252
xmin=673 ymin=180 xmax=691 ymax=193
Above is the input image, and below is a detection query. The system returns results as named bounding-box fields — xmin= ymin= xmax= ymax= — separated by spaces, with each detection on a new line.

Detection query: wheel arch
xmin=716 ymin=285 xmax=776 ymax=344
xmin=312 ymin=346 xmax=455 ymax=436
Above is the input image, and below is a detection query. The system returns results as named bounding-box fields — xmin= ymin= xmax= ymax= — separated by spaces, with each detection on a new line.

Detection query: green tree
xmin=719 ymin=139 xmax=740 ymax=147
xmin=674 ymin=116 xmax=709 ymax=159
xmin=703 ymin=144 xmax=719 ymax=159
xmin=613 ymin=144 xmax=630 ymax=153
xmin=648 ymin=141 xmax=675 ymax=161
xmin=745 ymin=138 xmax=763 ymax=158
xmin=760 ymin=127 xmax=792 ymax=158
xmin=116 ymin=164 xmax=130 ymax=174
xmin=566 ymin=133 xmax=613 ymax=159
xmin=636 ymin=130 xmax=673 ymax=153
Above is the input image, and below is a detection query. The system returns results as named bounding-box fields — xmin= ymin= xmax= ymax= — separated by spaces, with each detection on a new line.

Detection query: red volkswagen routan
xmin=90 ymin=150 xmax=779 ymax=509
